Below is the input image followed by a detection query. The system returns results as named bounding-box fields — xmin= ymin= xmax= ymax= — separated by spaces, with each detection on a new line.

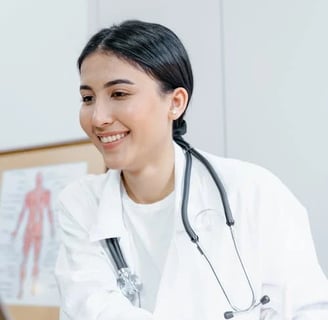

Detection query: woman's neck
xmin=121 ymin=143 xmax=175 ymax=204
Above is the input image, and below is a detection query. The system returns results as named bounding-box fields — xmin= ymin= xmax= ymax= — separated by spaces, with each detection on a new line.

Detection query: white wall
xmin=0 ymin=0 xmax=88 ymax=151
xmin=222 ymin=0 xmax=328 ymax=275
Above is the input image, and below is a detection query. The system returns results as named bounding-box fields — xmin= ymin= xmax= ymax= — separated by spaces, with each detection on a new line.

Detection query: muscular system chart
xmin=0 ymin=162 xmax=87 ymax=306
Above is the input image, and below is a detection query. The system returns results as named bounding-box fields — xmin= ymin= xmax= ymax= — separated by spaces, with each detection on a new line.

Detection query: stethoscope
xmin=106 ymin=139 xmax=270 ymax=319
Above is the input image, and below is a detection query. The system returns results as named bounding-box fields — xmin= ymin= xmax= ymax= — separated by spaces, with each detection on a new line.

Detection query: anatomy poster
xmin=0 ymin=162 xmax=87 ymax=306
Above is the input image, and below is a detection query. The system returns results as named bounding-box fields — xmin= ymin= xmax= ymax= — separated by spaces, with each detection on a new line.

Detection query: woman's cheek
xmin=79 ymin=107 xmax=92 ymax=136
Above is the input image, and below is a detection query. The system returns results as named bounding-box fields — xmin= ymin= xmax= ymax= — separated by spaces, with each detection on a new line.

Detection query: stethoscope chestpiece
xmin=117 ymin=267 xmax=142 ymax=303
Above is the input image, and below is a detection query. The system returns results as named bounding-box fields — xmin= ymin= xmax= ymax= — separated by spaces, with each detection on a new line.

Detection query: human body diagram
xmin=11 ymin=172 xmax=54 ymax=298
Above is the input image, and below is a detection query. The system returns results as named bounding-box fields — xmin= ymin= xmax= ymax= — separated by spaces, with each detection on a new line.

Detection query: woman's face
xmin=79 ymin=52 xmax=175 ymax=171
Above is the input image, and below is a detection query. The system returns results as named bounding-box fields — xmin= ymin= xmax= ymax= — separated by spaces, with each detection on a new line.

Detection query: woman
xmin=55 ymin=20 xmax=328 ymax=319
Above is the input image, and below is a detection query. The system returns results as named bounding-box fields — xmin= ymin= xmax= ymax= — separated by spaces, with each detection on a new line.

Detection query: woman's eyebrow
xmin=80 ymin=79 xmax=135 ymax=91
xmin=80 ymin=84 xmax=92 ymax=91
xmin=104 ymin=79 xmax=135 ymax=88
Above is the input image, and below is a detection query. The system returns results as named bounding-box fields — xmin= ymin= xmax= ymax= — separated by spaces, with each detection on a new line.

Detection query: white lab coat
xmin=55 ymin=143 xmax=328 ymax=320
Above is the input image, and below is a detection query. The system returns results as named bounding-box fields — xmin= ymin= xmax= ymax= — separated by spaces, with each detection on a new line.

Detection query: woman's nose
xmin=92 ymin=100 xmax=114 ymax=127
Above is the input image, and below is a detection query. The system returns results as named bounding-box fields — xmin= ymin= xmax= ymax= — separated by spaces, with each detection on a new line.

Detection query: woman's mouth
xmin=98 ymin=132 xmax=129 ymax=143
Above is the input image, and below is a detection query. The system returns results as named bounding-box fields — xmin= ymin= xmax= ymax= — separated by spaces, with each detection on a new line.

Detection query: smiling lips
xmin=99 ymin=132 xmax=128 ymax=143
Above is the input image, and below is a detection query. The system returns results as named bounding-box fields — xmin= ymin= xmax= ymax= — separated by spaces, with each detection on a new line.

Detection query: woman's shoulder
xmin=56 ymin=171 xmax=115 ymax=232
xmin=197 ymin=149 xmax=279 ymax=185
xmin=197 ymin=149 xmax=305 ymax=223
xmin=196 ymin=149 xmax=298 ymax=204
xmin=58 ymin=172 xmax=110 ymax=206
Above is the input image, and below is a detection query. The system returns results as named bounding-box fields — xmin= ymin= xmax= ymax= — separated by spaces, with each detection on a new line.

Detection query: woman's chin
xmin=102 ymin=154 xmax=130 ymax=171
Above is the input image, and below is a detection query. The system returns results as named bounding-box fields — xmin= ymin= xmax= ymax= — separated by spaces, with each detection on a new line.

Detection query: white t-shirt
xmin=121 ymin=185 xmax=175 ymax=312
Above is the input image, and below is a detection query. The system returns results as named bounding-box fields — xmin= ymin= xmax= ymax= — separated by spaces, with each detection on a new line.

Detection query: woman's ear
xmin=168 ymin=87 xmax=189 ymax=120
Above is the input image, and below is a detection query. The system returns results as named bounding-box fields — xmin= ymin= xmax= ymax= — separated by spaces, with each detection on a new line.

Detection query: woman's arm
xmin=283 ymin=202 xmax=328 ymax=319
xmin=260 ymin=175 xmax=328 ymax=319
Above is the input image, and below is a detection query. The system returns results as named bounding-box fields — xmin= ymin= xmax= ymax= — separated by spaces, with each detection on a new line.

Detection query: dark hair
xmin=77 ymin=20 xmax=193 ymax=139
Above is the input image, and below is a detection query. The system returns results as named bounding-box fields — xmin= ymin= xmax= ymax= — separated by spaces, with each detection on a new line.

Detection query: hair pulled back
xmin=77 ymin=20 xmax=193 ymax=139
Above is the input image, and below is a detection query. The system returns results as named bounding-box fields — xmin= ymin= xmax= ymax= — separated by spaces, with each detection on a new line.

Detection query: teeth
xmin=100 ymin=133 xmax=126 ymax=143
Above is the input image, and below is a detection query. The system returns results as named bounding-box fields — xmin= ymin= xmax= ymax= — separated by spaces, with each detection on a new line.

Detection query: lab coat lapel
xmin=88 ymin=169 xmax=136 ymax=272
xmin=89 ymin=170 xmax=125 ymax=241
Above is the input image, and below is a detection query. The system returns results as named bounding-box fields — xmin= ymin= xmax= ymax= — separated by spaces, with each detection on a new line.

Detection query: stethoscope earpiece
xmin=224 ymin=295 xmax=271 ymax=319
xmin=260 ymin=295 xmax=270 ymax=305
xmin=224 ymin=311 xmax=234 ymax=319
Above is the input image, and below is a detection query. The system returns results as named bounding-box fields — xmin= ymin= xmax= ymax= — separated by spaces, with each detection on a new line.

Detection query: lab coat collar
xmin=173 ymin=143 xmax=224 ymax=232
xmin=174 ymin=142 xmax=189 ymax=232
xmin=89 ymin=142 xmax=215 ymax=241
xmin=89 ymin=169 xmax=125 ymax=241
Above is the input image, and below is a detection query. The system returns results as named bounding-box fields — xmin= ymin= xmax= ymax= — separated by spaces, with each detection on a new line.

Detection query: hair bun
xmin=173 ymin=119 xmax=187 ymax=138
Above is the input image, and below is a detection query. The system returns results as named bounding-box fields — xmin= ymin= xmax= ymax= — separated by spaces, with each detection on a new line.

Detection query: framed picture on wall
xmin=0 ymin=140 xmax=104 ymax=320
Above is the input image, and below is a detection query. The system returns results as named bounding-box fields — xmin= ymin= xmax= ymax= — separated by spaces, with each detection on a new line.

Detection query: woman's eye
xmin=111 ymin=91 xmax=128 ymax=98
xmin=81 ymin=95 xmax=94 ymax=104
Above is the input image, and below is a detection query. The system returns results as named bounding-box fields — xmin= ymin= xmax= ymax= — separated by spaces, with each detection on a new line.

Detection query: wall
xmin=0 ymin=0 xmax=88 ymax=151
xmin=222 ymin=0 xmax=328 ymax=274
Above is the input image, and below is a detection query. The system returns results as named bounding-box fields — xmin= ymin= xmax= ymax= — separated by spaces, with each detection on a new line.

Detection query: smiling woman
xmin=54 ymin=20 xmax=328 ymax=320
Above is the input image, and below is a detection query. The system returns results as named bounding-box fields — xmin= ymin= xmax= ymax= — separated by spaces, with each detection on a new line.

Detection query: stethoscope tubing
xmin=176 ymin=137 xmax=234 ymax=228
xmin=106 ymin=238 xmax=128 ymax=270
xmin=177 ymin=140 xmax=268 ymax=317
